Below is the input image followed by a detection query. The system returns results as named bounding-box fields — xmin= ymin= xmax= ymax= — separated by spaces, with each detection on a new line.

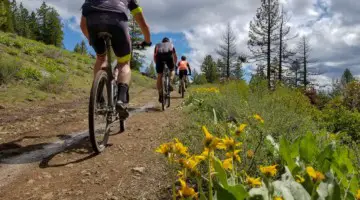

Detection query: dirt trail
xmin=0 ymin=88 xmax=185 ymax=200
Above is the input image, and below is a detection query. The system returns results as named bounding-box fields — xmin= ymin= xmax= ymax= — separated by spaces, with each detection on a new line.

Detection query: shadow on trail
xmin=0 ymin=132 xmax=94 ymax=166
xmin=0 ymin=103 xmax=163 ymax=167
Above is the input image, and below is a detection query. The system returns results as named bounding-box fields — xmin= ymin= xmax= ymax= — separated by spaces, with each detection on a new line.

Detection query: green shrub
xmin=23 ymin=45 xmax=37 ymax=56
xmin=0 ymin=56 xmax=21 ymax=84
xmin=41 ymin=58 xmax=67 ymax=73
xmin=43 ymin=49 xmax=63 ymax=59
xmin=17 ymin=67 xmax=42 ymax=81
xmin=7 ymin=48 xmax=20 ymax=56
xmin=318 ymin=98 xmax=360 ymax=142
xmin=38 ymin=72 xmax=68 ymax=94
xmin=13 ymin=40 xmax=23 ymax=49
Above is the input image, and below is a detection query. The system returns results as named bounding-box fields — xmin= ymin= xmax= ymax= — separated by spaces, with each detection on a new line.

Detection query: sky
xmin=18 ymin=0 xmax=360 ymax=87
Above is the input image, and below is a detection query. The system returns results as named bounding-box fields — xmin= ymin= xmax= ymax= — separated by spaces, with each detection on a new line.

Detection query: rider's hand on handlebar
xmin=133 ymin=41 xmax=152 ymax=50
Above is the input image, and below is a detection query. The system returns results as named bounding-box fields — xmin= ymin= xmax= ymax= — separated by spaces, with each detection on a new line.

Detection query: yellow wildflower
xmin=295 ymin=175 xmax=305 ymax=183
xmin=306 ymin=167 xmax=325 ymax=182
xmin=177 ymin=170 xmax=184 ymax=179
xmin=259 ymin=165 xmax=278 ymax=177
xmin=178 ymin=179 xmax=198 ymax=198
xmin=217 ymin=136 xmax=242 ymax=150
xmin=202 ymin=126 xmax=221 ymax=150
xmin=246 ymin=176 xmax=262 ymax=188
xmin=174 ymin=138 xmax=189 ymax=156
xmin=223 ymin=158 xmax=233 ymax=170
xmin=254 ymin=114 xmax=264 ymax=123
xmin=356 ymin=189 xmax=360 ymax=200
xmin=235 ymin=124 xmax=247 ymax=135
xmin=246 ymin=150 xmax=254 ymax=159
xmin=155 ymin=143 xmax=173 ymax=157
xmin=273 ymin=196 xmax=283 ymax=200
xmin=225 ymin=150 xmax=241 ymax=162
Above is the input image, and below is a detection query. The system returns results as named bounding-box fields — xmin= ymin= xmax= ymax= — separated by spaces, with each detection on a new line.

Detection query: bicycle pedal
xmin=116 ymin=104 xmax=130 ymax=120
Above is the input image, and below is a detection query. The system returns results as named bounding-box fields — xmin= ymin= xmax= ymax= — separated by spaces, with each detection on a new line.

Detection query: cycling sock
xmin=117 ymin=83 xmax=129 ymax=104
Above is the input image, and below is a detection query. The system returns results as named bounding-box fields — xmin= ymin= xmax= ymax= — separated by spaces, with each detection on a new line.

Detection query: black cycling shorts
xmin=156 ymin=54 xmax=175 ymax=74
xmin=86 ymin=12 xmax=131 ymax=63
xmin=179 ymin=70 xmax=188 ymax=80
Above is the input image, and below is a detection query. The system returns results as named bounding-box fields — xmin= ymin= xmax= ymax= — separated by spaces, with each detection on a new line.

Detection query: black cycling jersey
xmin=82 ymin=0 xmax=141 ymax=19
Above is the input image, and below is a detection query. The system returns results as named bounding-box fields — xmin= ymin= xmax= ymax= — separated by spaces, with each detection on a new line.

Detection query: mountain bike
xmin=88 ymin=32 xmax=150 ymax=154
xmin=179 ymin=74 xmax=189 ymax=98
xmin=161 ymin=64 xmax=171 ymax=111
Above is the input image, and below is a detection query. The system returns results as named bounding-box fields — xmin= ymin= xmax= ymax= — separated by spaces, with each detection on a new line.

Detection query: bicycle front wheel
xmin=89 ymin=71 xmax=111 ymax=154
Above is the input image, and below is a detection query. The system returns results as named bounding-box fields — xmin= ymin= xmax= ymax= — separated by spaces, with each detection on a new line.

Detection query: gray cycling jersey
xmin=82 ymin=0 xmax=141 ymax=19
xmin=155 ymin=42 xmax=175 ymax=55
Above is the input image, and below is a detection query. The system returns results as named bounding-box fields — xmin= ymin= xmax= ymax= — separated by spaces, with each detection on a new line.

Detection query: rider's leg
xmin=157 ymin=73 xmax=163 ymax=102
xmin=93 ymin=54 xmax=107 ymax=77
xmin=116 ymin=59 xmax=131 ymax=105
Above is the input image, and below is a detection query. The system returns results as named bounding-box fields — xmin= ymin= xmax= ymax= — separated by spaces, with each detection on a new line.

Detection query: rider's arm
xmin=129 ymin=1 xmax=151 ymax=43
xmin=80 ymin=15 xmax=89 ymax=41
xmin=153 ymin=46 xmax=157 ymax=64
xmin=187 ymin=63 xmax=192 ymax=75
xmin=172 ymin=47 xmax=178 ymax=64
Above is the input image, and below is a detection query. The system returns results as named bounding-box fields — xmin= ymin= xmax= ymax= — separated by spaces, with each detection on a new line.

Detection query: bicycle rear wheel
xmin=162 ymin=74 xmax=167 ymax=111
xmin=181 ymin=77 xmax=185 ymax=98
xmin=89 ymin=71 xmax=111 ymax=154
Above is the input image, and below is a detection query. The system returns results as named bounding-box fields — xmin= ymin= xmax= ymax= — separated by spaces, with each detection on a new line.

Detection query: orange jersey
xmin=178 ymin=61 xmax=189 ymax=70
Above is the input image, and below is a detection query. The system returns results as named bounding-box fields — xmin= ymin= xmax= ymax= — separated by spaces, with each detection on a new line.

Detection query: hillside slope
xmin=0 ymin=31 xmax=154 ymax=108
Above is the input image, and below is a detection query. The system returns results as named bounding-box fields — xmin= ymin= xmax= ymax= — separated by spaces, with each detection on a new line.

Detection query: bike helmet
xmin=162 ymin=37 xmax=170 ymax=43
xmin=181 ymin=56 xmax=186 ymax=61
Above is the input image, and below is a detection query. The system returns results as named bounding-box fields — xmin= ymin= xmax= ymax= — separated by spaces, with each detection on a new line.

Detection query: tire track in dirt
xmin=0 ymin=88 xmax=185 ymax=200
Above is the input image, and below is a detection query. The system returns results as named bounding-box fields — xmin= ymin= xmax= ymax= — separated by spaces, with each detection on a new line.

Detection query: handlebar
xmin=133 ymin=41 xmax=152 ymax=50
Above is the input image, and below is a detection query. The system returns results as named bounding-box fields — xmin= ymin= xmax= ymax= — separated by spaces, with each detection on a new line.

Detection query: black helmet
xmin=181 ymin=56 xmax=186 ymax=61
xmin=162 ymin=37 xmax=170 ymax=43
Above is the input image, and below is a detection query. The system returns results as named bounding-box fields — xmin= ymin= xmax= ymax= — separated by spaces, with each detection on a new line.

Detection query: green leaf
xmin=299 ymin=133 xmax=316 ymax=163
xmin=226 ymin=185 xmax=249 ymax=200
xmin=279 ymin=137 xmax=297 ymax=173
xmin=316 ymin=144 xmax=335 ymax=172
xmin=212 ymin=156 xmax=229 ymax=188
xmin=214 ymin=182 xmax=236 ymax=200
xmin=325 ymin=179 xmax=341 ymax=200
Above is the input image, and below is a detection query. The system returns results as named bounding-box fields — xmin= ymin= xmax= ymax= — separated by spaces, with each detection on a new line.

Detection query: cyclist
xmin=154 ymin=37 xmax=178 ymax=103
xmin=176 ymin=56 xmax=192 ymax=93
xmin=80 ymin=0 xmax=151 ymax=113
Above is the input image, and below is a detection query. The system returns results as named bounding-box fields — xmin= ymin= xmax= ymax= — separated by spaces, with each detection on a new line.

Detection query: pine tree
xmin=0 ymin=0 xmax=14 ymax=32
xmin=36 ymin=2 xmax=49 ymax=43
xmin=278 ymin=7 xmax=296 ymax=82
xmin=129 ymin=16 xmax=144 ymax=70
xmin=341 ymin=68 xmax=355 ymax=86
xmin=248 ymin=0 xmax=281 ymax=89
xmin=288 ymin=59 xmax=301 ymax=87
xmin=10 ymin=0 xmax=20 ymax=34
xmin=147 ymin=61 xmax=156 ymax=78
xmin=28 ymin=11 xmax=38 ymax=40
xmin=46 ymin=8 xmax=63 ymax=47
xmin=193 ymin=70 xmax=208 ymax=85
xmin=79 ymin=40 xmax=87 ymax=55
xmin=201 ymin=55 xmax=218 ymax=83
xmin=297 ymin=36 xmax=314 ymax=88
xmin=18 ymin=3 xmax=30 ymax=37
xmin=216 ymin=59 xmax=226 ymax=78
xmin=232 ymin=56 xmax=245 ymax=80
xmin=74 ymin=43 xmax=81 ymax=53
xmin=217 ymin=23 xmax=237 ymax=78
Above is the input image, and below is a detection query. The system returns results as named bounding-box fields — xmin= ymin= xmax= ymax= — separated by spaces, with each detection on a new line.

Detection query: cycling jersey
xmin=82 ymin=0 xmax=142 ymax=19
xmin=154 ymin=42 xmax=176 ymax=73
xmin=178 ymin=61 xmax=189 ymax=71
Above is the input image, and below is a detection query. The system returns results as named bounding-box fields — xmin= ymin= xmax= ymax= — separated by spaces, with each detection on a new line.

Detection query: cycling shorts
xmin=156 ymin=54 xmax=175 ymax=74
xmin=86 ymin=12 xmax=131 ymax=63
xmin=179 ymin=70 xmax=188 ymax=80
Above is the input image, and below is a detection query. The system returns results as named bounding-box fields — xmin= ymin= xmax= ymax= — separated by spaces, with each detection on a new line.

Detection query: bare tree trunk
xmin=279 ymin=7 xmax=283 ymax=82
xmin=267 ymin=0 xmax=271 ymax=89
